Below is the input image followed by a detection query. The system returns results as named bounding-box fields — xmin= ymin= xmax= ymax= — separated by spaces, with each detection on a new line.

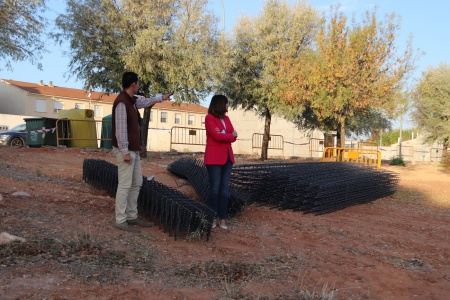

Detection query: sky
xmin=1 ymin=0 xmax=449 ymax=128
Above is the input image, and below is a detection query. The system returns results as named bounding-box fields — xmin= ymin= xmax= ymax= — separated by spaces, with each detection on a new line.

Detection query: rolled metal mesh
xmin=167 ymin=157 xmax=249 ymax=218
xmin=168 ymin=158 xmax=399 ymax=215
xmin=230 ymin=162 xmax=399 ymax=215
xmin=83 ymin=159 xmax=214 ymax=241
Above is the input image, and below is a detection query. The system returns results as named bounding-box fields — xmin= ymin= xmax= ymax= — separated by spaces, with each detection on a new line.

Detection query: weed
xmin=389 ymin=156 xmax=406 ymax=166
xmin=440 ymin=153 xmax=450 ymax=172
xmin=294 ymin=282 xmax=338 ymax=300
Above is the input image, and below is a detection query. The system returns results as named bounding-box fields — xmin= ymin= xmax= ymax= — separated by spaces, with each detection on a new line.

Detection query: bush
xmin=440 ymin=153 xmax=450 ymax=171
xmin=389 ymin=156 xmax=406 ymax=166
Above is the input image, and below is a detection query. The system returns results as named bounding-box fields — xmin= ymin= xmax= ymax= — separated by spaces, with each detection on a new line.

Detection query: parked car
xmin=0 ymin=123 xmax=27 ymax=147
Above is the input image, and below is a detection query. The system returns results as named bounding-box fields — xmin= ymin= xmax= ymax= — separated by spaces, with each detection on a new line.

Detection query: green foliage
xmin=389 ymin=156 xmax=406 ymax=166
xmin=0 ymin=0 xmax=47 ymax=70
xmin=215 ymin=0 xmax=319 ymax=159
xmin=372 ymin=128 xmax=416 ymax=146
xmin=54 ymin=0 xmax=220 ymax=101
xmin=412 ymin=63 xmax=450 ymax=151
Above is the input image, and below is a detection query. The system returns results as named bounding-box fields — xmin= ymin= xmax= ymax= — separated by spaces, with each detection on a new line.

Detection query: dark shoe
xmin=127 ymin=218 xmax=153 ymax=227
xmin=116 ymin=222 xmax=140 ymax=233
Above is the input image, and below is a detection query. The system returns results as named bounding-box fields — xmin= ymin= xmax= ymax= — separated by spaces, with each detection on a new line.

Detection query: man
xmin=112 ymin=71 xmax=172 ymax=233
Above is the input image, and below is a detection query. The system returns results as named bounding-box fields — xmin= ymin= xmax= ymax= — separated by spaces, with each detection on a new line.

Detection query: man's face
xmin=133 ymin=80 xmax=140 ymax=94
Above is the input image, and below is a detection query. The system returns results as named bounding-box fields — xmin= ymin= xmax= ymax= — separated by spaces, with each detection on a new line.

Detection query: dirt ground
xmin=0 ymin=146 xmax=449 ymax=300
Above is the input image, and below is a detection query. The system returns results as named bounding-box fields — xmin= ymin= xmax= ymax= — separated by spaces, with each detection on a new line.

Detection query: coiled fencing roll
xmin=83 ymin=159 xmax=214 ymax=241
xmin=167 ymin=157 xmax=249 ymax=218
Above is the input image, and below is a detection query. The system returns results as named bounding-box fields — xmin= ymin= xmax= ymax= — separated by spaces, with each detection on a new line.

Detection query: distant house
xmin=0 ymin=79 xmax=208 ymax=151
xmin=1 ymin=79 xmax=334 ymax=158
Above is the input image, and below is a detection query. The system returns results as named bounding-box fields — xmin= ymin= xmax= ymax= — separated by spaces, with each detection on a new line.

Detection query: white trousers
xmin=115 ymin=151 xmax=143 ymax=224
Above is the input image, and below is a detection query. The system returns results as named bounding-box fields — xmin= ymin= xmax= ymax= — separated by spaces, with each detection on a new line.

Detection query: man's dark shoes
xmin=116 ymin=222 xmax=140 ymax=233
xmin=127 ymin=218 xmax=153 ymax=227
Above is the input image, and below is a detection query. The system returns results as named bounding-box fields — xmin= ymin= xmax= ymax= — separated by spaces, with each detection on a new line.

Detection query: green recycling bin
xmin=100 ymin=114 xmax=112 ymax=149
xmin=25 ymin=117 xmax=59 ymax=147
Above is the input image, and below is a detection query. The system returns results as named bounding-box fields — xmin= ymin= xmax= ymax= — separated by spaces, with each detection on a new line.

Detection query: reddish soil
xmin=0 ymin=146 xmax=449 ymax=300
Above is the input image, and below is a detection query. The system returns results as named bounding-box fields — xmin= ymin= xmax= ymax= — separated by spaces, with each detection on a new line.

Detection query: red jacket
xmin=204 ymin=114 xmax=236 ymax=165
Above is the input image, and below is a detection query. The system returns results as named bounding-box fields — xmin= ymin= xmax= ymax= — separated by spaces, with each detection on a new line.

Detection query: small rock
xmin=0 ymin=232 xmax=27 ymax=244
xmin=178 ymin=179 xmax=189 ymax=186
xmin=12 ymin=191 xmax=32 ymax=197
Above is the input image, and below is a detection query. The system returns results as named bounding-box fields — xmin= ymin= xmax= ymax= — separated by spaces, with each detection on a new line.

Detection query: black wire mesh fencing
xmin=168 ymin=158 xmax=399 ymax=215
xmin=82 ymin=159 xmax=214 ymax=241
xmin=230 ymin=162 xmax=399 ymax=215
xmin=167 ymin=157 xmax=250 ymax=218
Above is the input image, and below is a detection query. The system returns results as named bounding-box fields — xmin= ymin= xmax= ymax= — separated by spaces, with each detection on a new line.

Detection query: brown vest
xmin=112 ymin=91 xmax=141 ymax=151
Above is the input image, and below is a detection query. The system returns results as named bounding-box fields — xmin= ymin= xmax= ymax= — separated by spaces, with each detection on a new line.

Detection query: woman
xmin=204 ymin=95 xmax=238 ymax=230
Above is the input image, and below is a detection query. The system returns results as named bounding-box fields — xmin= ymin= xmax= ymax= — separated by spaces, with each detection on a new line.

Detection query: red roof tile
xmin=1 ymin=79 xmax=207 ymax=113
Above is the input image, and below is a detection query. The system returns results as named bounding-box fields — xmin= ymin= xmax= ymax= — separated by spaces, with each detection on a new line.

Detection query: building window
xmin=174 ymin=113 xmax=181 ymax=124
xmin=188 ymin=115 xmax=195 ymax=126
xmin=94 ymin=105 xmax=103 ymax=118
xmin=150 ymin=111 xmax=153 ymax=122
xmin=75 ymin=103 xmax=85 ymax=109
xmin=160 ymin=111 xmax=167 ymax=123
xmin=35 ymin=99 xmax=46 ymax=112
xmin=53 ymin=101 xmax=64 ymax=113
xmin=201 ymin=116 xmax=205 ymax=126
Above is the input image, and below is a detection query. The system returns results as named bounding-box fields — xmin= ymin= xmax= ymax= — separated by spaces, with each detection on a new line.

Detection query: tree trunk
xmin=140 ymin=106 xmax=152 ymax=158
xmin=336 ymin=121 xmax=346 ymax=148
xmin=260 ymin=108 xmax=272 ymax=161
xmin=443 ymin=137 xmax=449 ymax=156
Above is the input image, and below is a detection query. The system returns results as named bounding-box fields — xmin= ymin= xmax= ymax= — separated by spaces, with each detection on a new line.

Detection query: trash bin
xmin=24 ymin=118 xmax=59 ymax=147
xmin=100 ymin=114 xmax=112 ymax=149
xmin=57 ymin=109 xmax=98 ymax=148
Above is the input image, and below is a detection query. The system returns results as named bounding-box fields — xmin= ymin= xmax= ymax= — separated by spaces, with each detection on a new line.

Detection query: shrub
xmin=389 ymin=156 xmax=406 ymax=166
xmin=440 ymin=153 xmax=450 ymax=171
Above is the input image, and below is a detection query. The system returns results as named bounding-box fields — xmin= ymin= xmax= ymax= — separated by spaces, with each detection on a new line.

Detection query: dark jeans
xmin=206 ymin=156 xmax=233 ymax=220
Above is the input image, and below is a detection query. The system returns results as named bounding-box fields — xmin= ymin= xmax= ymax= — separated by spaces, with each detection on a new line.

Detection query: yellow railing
xmin=321 ymin=147 xmax=382 ymax=169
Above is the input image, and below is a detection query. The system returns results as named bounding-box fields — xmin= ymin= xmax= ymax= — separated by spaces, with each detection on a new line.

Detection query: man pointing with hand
xmin=112 ymin=71 xmax=172 ymax=233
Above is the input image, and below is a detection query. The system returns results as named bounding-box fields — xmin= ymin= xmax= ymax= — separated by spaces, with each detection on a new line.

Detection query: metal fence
xmin=252 ymin=133 xmax=284 ymax=151
xmin=170 ymin=126 xmax=206 ymax=151
xmin=321 ymin=147 xmax=382 ymax=169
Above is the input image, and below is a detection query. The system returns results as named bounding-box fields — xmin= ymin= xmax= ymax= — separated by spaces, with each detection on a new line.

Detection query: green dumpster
xmin=25 ymin=118 xmax=59 ymax=147
xmin=100 ymin=114 xmax=112 ymax=149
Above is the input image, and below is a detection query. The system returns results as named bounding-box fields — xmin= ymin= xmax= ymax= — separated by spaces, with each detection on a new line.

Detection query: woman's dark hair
xmin=122 ymin=72 xmax=139 ymax=89
xmin=208 ymin=95 xmax=228 ymax=118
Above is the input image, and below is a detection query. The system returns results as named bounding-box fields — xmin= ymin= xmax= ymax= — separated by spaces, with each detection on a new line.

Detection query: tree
xmin=278 ymin=6 xmax=418 ymax=147
xmin=0 ymin=0 xmax=47 ymax=70
xmin=412 ymin=63 xmax=450 ymax=154
xmin=54 ymin=0 xmax=221 ymax=156
xmin=216 ymin=0 xmax=318 ymax=160
xmin=53 ymin=0 xmax=128 ymax=93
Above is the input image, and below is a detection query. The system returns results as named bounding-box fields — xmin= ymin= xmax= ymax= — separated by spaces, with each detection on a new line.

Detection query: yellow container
xmin=57 ymin=109 xmax=98 ymax=148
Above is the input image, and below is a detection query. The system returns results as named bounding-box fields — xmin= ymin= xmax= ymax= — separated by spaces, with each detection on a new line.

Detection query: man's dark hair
xmin=208 ymin=95 xmax=228 ymax=118
xmin=122 ymin=72 xmax=139 ymax=89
